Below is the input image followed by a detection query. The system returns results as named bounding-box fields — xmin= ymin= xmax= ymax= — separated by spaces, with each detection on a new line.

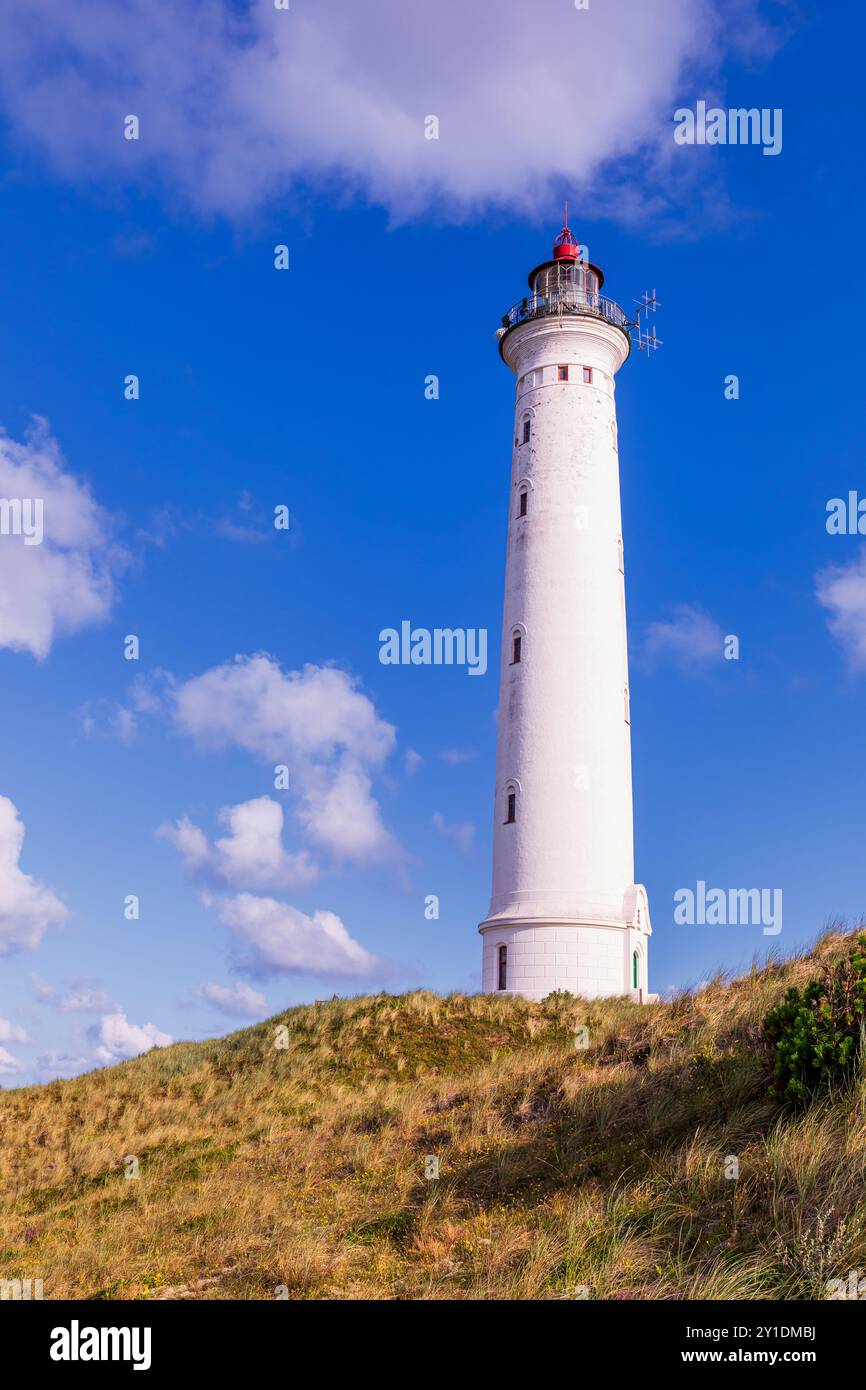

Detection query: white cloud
xmin=210 ymin=891 xmax=384 ymax=979
xmin=0 ymin=1045 xmax=23 ymax=1076
xmin=0 ymin=419 xmax=122 ymax=658
xmin=195 ymin=980 xmax=268 ymax=1019
xmin=0 ymin=1017 xmax=28 ymax=1043
xmin=210 ymin=797 xmax=317 ymax=887
xmin=433 ymin=810 xmax=476 ymax=857
xmin=171 ymin=656 xmax=398 ymax=865
xmin=297 ymin=763 xmax=393 ymax=864
xmin=0 ymin=1 xmax=787 ymax=225
xmin=90 ymin=1011 xmax=173 ymax=1063
xmin=816 ymin=550 xmax=866 ymax=673
xmin=172 ymin=656 xmax=394 ymax=764
xmin=643 ymin=604 xmax=725 ymax=673
xmin=0 ymin=796 xmax=68 ymax=955
xmin=158 ymin=796 xmax=318 ymax=890
xmin=404 ymin=748 xmax=424 ymax=776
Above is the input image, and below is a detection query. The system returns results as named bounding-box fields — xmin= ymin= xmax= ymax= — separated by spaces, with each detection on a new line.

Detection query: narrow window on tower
xmin=624 ymin=686 xmax=631 ymax=724
xmin=517 ymin=487 xmax=528 ymax=517
xmin=633 ymin=951 xmax=639 ymax=990
xmin=498 ymin=944 xmax=508 ymax=991
xmin=582 ymin=366 xmax=593 ymax=384
xmin=511 ymin=630 xmax=522 ymax=664
xmin=522 ymin=418 xmax=531 ymax=444
xmin=505 ymin=788 xmax=516 ymax=823
xmin=557 ymin=364 xmax=568 ymax=381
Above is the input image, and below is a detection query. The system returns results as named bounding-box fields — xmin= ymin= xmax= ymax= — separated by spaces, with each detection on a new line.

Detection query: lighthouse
xmin=478 ymin=218 xmax=653 ymax=1002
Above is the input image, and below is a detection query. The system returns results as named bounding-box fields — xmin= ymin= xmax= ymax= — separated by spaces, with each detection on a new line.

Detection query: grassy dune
xmin=2 ymin=928 xmax=865 ymax=1300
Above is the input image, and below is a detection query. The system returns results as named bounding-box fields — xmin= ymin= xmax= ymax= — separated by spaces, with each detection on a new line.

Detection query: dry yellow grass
xmin=2 ymin=926 xmax=865 ymax=1300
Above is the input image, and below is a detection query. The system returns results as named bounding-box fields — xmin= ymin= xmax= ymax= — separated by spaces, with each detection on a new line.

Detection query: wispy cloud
xmin=34 ymin=1050 xmax=89 ymax=1078
xmin=32 ymin=978 xmax=114 ymax=1014
xmin=194 ymin=980 xmax=268 ymax=1019
xmin=439 ymin=748 xmax=477 ymax=766
xmin=642 ymin=604 xmax=726 ymax=674
xmin=58 ymin=985 xmax=113 ymax=1014
xmin=433 ymin=810 xmax=475 ymax=857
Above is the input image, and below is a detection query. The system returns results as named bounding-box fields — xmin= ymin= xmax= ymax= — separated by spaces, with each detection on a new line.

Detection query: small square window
xmin=557 ymin=365 xmax=568 ymax=381
xmin=582 ymin=366 xmax=593 ymax=384
xmin=522 ymin=420 xmax=531 ymax=444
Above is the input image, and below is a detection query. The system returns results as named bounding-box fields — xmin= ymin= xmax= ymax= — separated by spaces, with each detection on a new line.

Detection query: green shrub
xmin=764 ymin=935 xmax=866 ymax=1101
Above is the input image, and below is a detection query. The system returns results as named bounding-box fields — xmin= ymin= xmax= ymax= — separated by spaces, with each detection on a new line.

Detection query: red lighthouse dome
xmin=553 ymin=229 xmax=581 ymax=260
xmin=553 ymin=206 xmax=581 ymax=261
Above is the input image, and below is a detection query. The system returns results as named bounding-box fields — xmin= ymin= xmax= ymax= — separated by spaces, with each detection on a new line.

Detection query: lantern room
xmin=528 ymin=217 xmax=605 ymax=308
xmin=497 ymin=210 xmax=630 ymax=354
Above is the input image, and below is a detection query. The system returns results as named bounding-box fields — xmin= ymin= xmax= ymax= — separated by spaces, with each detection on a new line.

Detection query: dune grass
xmin=2 ymin=927 xmax=865 ymax=1300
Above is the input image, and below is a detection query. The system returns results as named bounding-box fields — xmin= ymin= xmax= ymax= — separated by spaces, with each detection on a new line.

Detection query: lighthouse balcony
xmin=499 ymin=288 xmax=629 ymax=338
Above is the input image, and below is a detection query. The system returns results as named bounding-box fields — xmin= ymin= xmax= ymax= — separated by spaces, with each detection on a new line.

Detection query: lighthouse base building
xmin=480 ymin=891 xmax=652 ymax=1003
xmin=479 ymin=220 xmax=654 ymax=1003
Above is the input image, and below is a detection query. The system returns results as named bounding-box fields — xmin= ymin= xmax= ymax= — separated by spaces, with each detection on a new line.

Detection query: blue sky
xmin=0 ymin=0 xmax=865 ymax=1083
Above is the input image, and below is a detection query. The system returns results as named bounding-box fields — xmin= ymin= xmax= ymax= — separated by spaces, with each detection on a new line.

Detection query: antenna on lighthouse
xmin=632 ymin=288 xmax=663 ymax=356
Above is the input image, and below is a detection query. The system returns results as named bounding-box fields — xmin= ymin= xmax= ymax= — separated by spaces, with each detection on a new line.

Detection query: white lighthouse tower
xmin=479 ymin=218 xmax=652 ymax=1002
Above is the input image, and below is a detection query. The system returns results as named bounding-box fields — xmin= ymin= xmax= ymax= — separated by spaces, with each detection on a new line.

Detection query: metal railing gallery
xmin=500 ymin=289 xmax=630 ymax=336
